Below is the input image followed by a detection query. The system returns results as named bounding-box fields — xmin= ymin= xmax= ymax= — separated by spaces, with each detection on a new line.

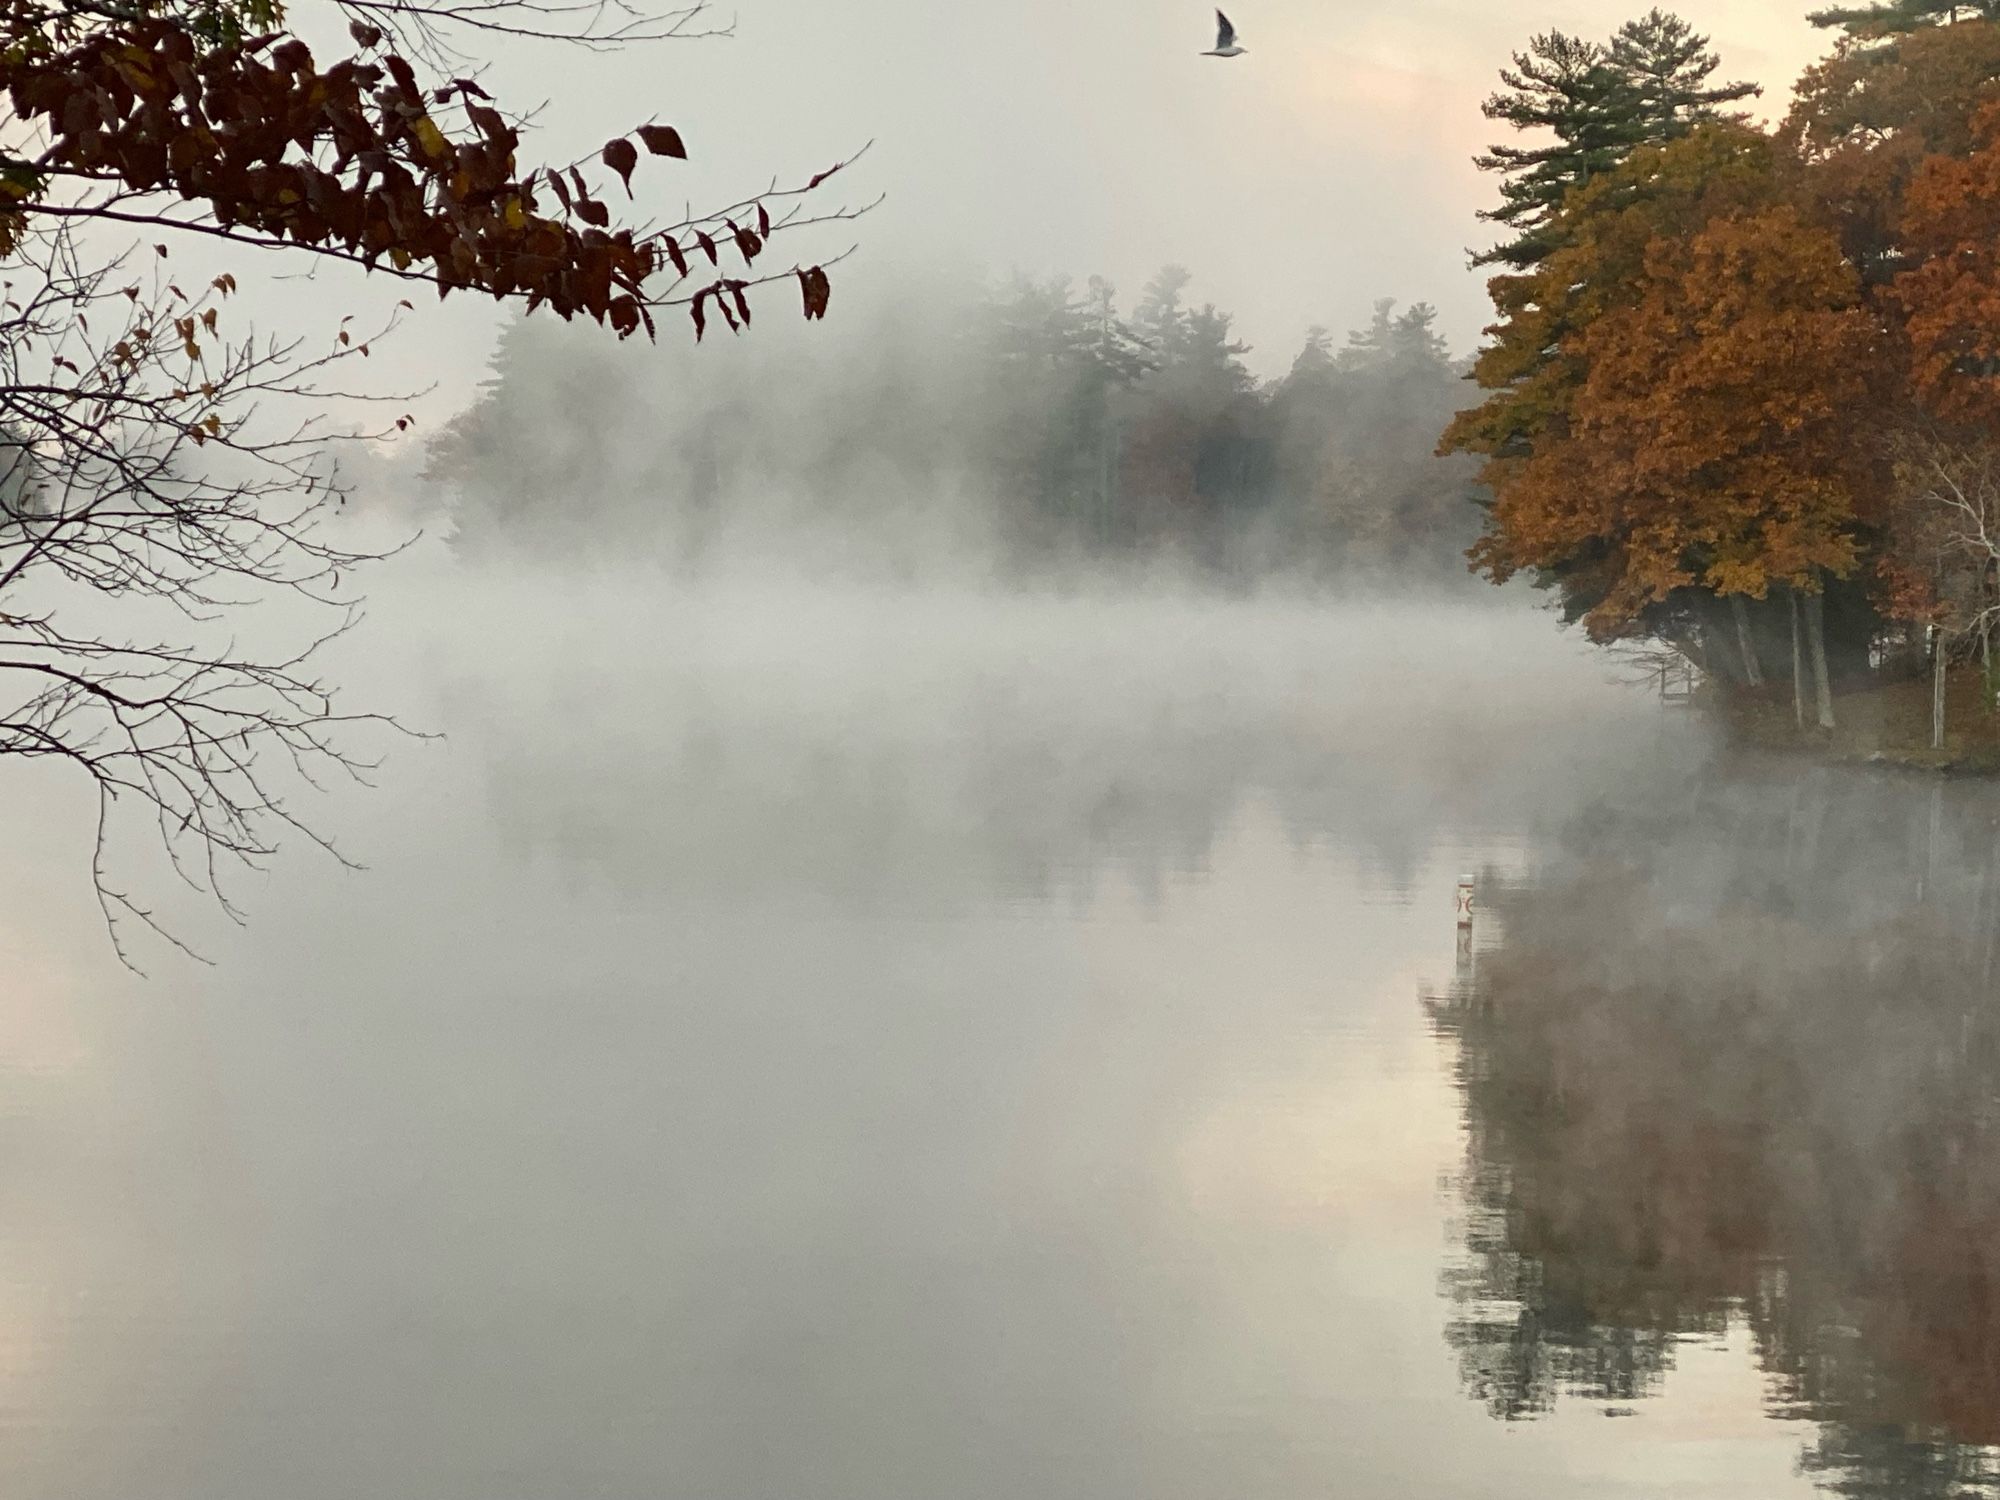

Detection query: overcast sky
xmin=341 ymin=1 xmax=1834 ymax=423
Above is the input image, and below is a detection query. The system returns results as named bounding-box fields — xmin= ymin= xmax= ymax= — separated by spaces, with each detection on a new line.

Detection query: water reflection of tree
xmin=1427 ymin=766 xmax=2000 ymax=1495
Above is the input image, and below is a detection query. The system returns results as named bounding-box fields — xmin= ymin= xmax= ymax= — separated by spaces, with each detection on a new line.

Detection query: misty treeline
xmin=426 ymin=271 xmax=1485 ymax=582
xmin=1453 ymin=3 xmax=2000 ymax=739
xmin=1429 ymin=768 xmax=2000 ymax=1496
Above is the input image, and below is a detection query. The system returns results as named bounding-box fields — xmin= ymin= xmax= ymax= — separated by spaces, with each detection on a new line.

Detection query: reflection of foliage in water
xmin=1427 ymin=764 xmax=2000 ymax=1496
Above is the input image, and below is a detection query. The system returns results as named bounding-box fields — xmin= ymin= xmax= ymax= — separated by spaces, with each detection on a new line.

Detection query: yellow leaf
xmin=412 ymin=118 xmax=448 ymax=161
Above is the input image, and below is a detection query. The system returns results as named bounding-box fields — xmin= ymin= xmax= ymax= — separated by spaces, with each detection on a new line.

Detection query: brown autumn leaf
xmin=798 ymin=265 xmax=831 ymax=321
xmin=602 ymin=137 xmax=638 ymax=197
xmin=636 ymin=124 xmax=687 ymax=160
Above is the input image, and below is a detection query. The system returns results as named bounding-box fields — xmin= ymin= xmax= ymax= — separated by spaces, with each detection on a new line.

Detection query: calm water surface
xmin=0 ymin=569 xmax=1994 ymax=1498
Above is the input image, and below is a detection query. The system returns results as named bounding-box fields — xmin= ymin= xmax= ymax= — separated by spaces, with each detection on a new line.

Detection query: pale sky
xmin=325 ymin=1 xmax=1835 ymax=422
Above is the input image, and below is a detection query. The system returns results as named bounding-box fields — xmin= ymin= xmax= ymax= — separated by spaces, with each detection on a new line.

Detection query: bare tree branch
xmin=0 ymin=219 xmax=428 ymax=968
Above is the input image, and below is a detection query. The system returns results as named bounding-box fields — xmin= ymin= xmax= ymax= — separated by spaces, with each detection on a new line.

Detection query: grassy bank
xmin=1717 ymin=666 xmax=2000 ymax=774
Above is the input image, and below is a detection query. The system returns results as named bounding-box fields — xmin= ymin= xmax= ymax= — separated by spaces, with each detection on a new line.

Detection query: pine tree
xmin=1338 ymin=299 xmax=1399 ymax=368
xmin=1388 ymin=303 xmax=1452 ymax=372
xmin=1288 ymin=326 xmax=1338 ymax=382
xmin=1335 ymin=300 xmax=1449 ymax=373
xmin=984 ymin=273 xmax=1093 ymax=373
xmin=1131 ymin=265 xmax=1194 ymax=366
xmin=1473 ymin=31 xmax=1647 ymax=267
xmin=1809 ymin=0 xmax=2000 ymax=44
xmin=1610 ymin=10 xmax=1760 ymax=141
xmin=1179 ymin=305 xmax=1254 ymax=396
xmin=1078 ymin=277 xmax=1154 ymax=543
xmin=1082 ymin=276 xmax=1155 ymax=387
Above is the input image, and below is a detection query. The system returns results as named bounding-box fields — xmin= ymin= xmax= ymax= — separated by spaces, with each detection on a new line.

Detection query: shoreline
xmin=1705 ymin=667 xmax=2000 ymax=778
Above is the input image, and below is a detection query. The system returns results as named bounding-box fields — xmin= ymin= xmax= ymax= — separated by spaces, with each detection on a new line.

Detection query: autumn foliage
xmin=1896 ymin=102 xmax=2000 ymax=424
xmin=1449 ymin=9 xmax=2000 ymax=703
xmin=0 ymin=4 xmax=849 ymax=339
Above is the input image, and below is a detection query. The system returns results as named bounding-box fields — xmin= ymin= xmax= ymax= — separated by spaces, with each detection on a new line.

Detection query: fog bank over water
xmin=414 ymin=560 xmax=1684 ymax=905
xmin=7 ymin=525 xmax=1680 ymax=976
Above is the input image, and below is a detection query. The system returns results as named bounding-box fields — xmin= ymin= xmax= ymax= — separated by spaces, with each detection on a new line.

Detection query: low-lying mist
xmin=399 ymin=557 xmax=1680 ymax=912
xmin=5 ymin=529 xmax=1683 ymax=977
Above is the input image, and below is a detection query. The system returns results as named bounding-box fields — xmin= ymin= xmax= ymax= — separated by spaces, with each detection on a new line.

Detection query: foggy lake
xmin=8 ymin=0 xmax=2000 ymax=1490
xmin=3 ymin=559 xmax=1996 ymax=1500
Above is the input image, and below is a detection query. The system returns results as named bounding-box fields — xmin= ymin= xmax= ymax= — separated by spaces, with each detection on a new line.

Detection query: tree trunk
xmin=1730 ymin=594 xmax=1765 ymax=688
xmin=1804 ymin=588 xmax=1836 ymax=730
xmin=1698 ymin=597 xmax=1748 ymax=687
xmin=1789 ymin=589 xmax=1806 ymax=731
xmin=1934 ymin=628 xmax=1949 ymax=752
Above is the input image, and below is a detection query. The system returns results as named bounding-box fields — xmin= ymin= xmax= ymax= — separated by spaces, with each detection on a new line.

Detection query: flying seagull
xmin=1203 ymin=9 xmax=1246 ymax=56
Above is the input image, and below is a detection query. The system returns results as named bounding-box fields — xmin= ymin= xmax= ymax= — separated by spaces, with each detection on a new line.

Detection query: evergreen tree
xmin=1179 ymin=305 xmax=1254 ymax=395
xmin=1262 ymin=300 xmax=1483 ymax=576
xmin=974 ymin=274 xmax=1098 ymax=532
xmin=1178 ymin=306 xmax=1259 ymax=522
xmin=429 ymin=313 xmax=640 ymax=557
xmin=1131 ymin=265 xmax=1195 ymax=366
xmin=1078 ymin=277 xmax=1154 ymax=543
xmin=1387 ymin=303 xmax=1452 ymax=372
xmin=1609 ymin=10 xmax=1760 ymax=141
xmin=1288 ymin=325 xmax=1338 ymax=382
xmin=1809 ymin=0 xmax=2000 ymax=44
xmin=1473 ymin=32 xmax=1646 ymax=267
xmin=984 ymin=273 xmax=1093 ymax=374
xmin=1338 ymin=299 xmax=1399 ymax=369
xmin=1081 ymin=276 xmax=1155 ymax=387
xmin=1336 ymin=300 xmax=1450 ymax=373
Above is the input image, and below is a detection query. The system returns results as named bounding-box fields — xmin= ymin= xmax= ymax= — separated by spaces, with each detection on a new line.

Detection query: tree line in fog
xmin=425 ymin=270 xmax=1485 ymax=582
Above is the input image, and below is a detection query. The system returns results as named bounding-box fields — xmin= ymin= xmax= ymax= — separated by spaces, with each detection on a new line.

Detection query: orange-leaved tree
xmin=1447 ymin=6 xmax=2000 ymax=733
xmin=1467 ymin=197 xmax=1878 ymax=724
xmin=1445 ymin=126 xmax=1841 ymax=673
xmin=1784 ymin=18 xmax=2000 ymax=285
xmin=1895 ymin=101 xmax=2000 ymax=425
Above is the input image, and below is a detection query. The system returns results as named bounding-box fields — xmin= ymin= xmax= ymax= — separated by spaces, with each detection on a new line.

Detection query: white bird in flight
xmin=1203 ymin=9 xmax=1246 ymax=56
